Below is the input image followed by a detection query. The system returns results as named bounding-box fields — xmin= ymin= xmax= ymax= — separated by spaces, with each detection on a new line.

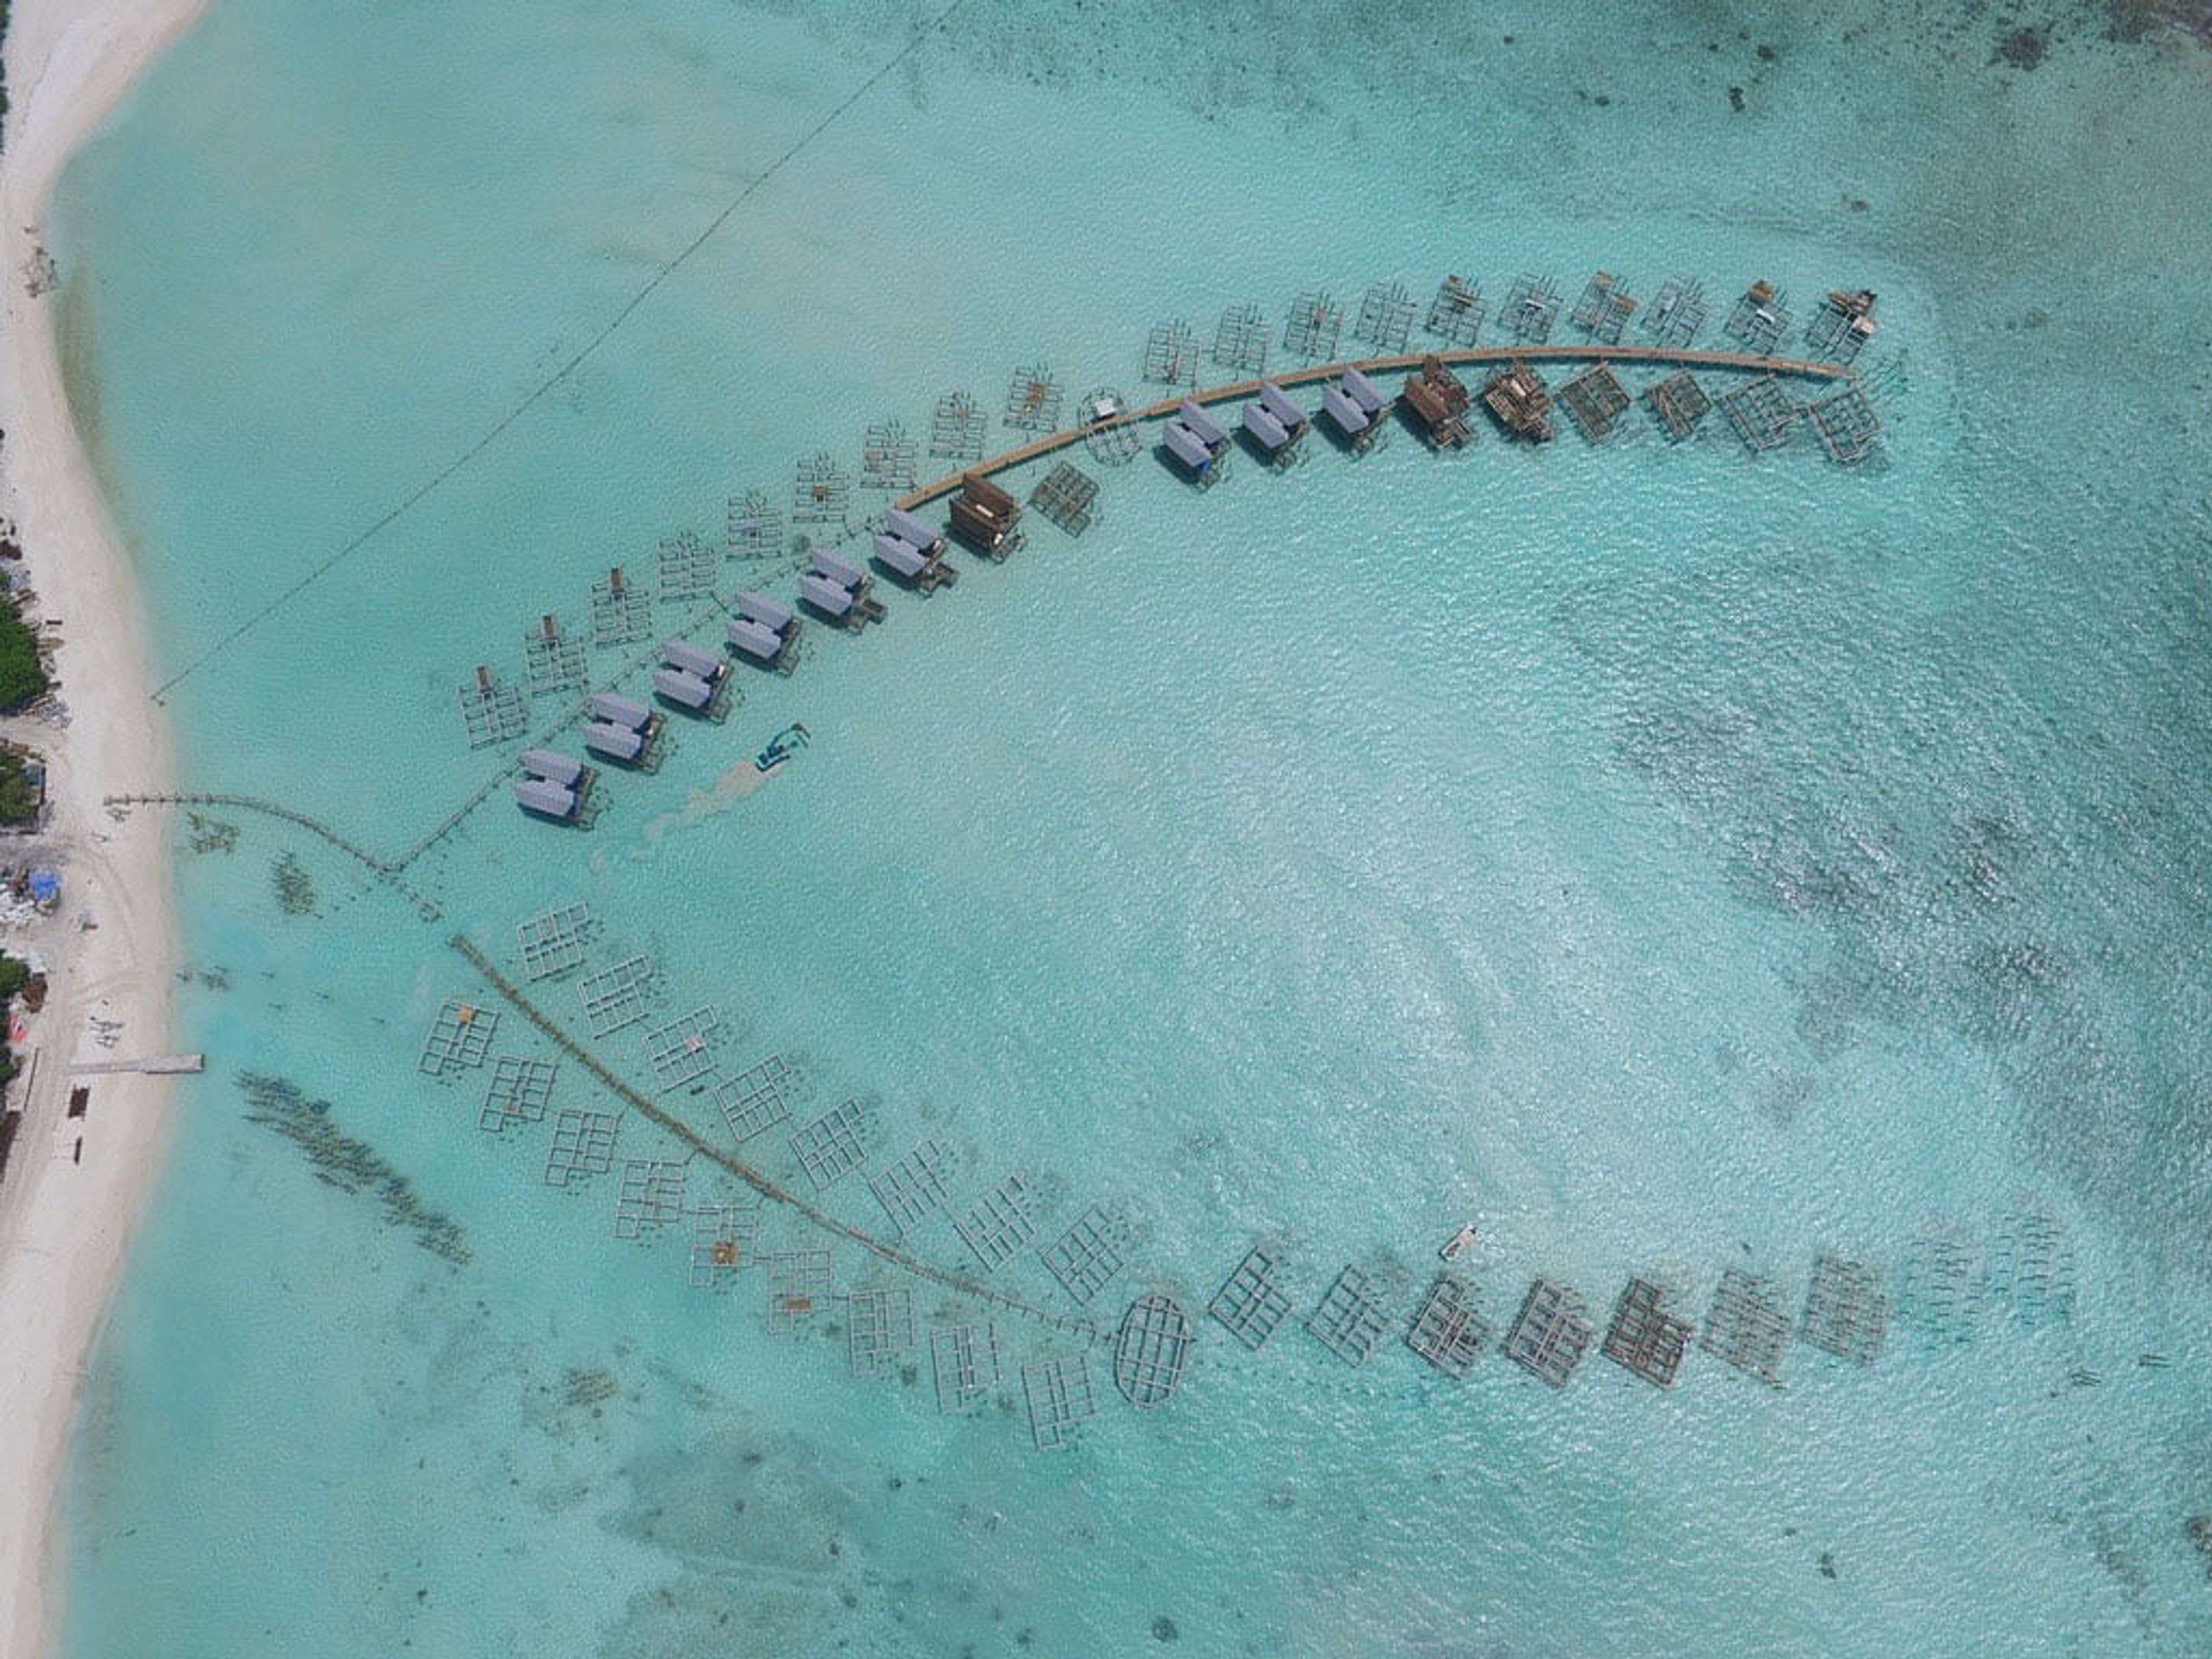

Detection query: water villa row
xmin=499 ymin=324 xmax=1878 ymax=818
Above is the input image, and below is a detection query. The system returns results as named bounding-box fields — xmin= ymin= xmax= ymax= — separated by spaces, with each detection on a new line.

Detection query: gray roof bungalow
xmin=1321 ymin=366 xmax=1389 ymax=450
xmin=1162 ymin=396 xmax=1232 ymax=485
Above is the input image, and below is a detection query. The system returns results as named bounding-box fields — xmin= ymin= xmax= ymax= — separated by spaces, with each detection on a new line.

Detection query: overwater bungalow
xmin=1162 ymin=396 xmax=1232 ymax=484
xmin=514 ymin=775 xmax=581 ymax=820
xmin=589 ymin=690 xmax=654 ymax=731
xmin=948 ymin=472 xmax=1023 ymax=560
xmin=582 ymin=719 xmax=653 ymax=765
xmin=1481 ymin=361 xmax=1555 ymax=441
xmin=872 ymin=506 xmax=957 ymax=592
xmin=798 ymin=544 xmax=887 ymax=629
xmin=727 ymin=589 xmax=801 ymax=672
xmin=655 ymin=638 xmax=730 ymax=718
xmin=1320 ymin=365 xmax=1388 ymax=450
xmin=1240 ymin=380 xmax=1310 ymax=466
xmin=1400 ymin=354 xmax=1473 ymax=448
xmin=518 ymin=748 xmax=585 ymax=788
xmin=514 ymin=748 xmax=594 ymax=821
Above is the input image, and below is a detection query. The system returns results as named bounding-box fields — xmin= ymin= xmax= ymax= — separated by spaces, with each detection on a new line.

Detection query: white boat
xmin=1439 ymin=1224 xmax=1478 ymax=1263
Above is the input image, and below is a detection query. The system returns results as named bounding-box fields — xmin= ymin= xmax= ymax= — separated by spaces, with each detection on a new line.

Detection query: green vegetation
xmin=0 ymin=590 xmax=48 ymax=712
xmin=0 ymin=748 xmax=39 ymax=825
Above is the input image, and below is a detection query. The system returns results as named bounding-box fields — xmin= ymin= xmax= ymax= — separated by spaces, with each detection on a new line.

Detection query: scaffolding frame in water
xmin=1141 ymin=321 xmax=1202 ymax=388
xmin=521 ymin=615 xmax=589 ymax=695
xmin=641 ymin=1006 xmax=721 ymax=1089
xmin=1353 ymin=281 xmax=1418 ymax=353
xmin=1406 ymin=1272 xmax=1490 ymax=1379
xmin=955 ymin=1173 xmax=1042 ymax=1272
xmin=1113 ymin=1293 xmax=1192 ymax=1408
xmin=1805 ymin=290 xmax=1876 ymax=362
xmin=1644 ymin=371 xmax=1713 ymax=441
xmin=846 ymin=1285 xmax=918 ymax=1377
xmin=657 ymin=529 xmax=719 ymax=603
xmin=479 ymin=1054 xmax=556 ymax=1132
xmin=792 ymin=453 xmax=852 ymax=525
xmin=1030 ymin=462 xmax=1100 ymax=537
xmin=1641 ymin=274 xmax=1708 ymax=348
xmin=1210 ymin=1243 xmax=1294 ymax=1350
xmin=1499 ymin=272 xmax=1563 ymax=343
xmin=929 ymin=391 xmax=988 ymax=463
xmin=517 ymin=902 xmax=593 ymax=982
xmin=1801 ymin=1251 xmax=1888 ymax=1365
xmin=861 ymin=419 xmax=918 ymax=493
xmin=713 ymin=1053 xmax=797 ymax=1143
xmin=1724 ymin=282 xmax=1791 ymax=357
xmin=1022 ymin=1351 xmax=1098 ymax=1450
xmin=1081 ymin=389 xmax=1142 ymax=466
xmin=1558 ymin=364 xmax=1633 ymax=441
xmin=1308 ymin=1265 xmax=1393 ymax=1366
xmin=1988 ymin=1209 xmax=2077 ymax=1327
xmin=1808 ymin=384 xmax=1882 ymax=464
xmin=1039 ymin=1203 xmax=1134 ymax=1305
xmin=1721 ymin=375 xmax=1801 ymax=451
xmin=612 ymin=1158 xmax=687 ymax=1239
xmin=457 ymin=667 xmax=529 ymax=750
xmin=931 ymin=1321 xmax=1001 ymax=1414
xmin=763 ymin=1248 xmax=835 ymax=1334
xmin=1211 ymin=303 xmax=1271 ymax=374
xmin=789 ymin=1097 xmax=869 ymax=1191
xmin=1425 ymin=274 xmax=1486 ymax=347
xmin=1569 ymin=271 xmax=1638 ymax=343
xmin=1003 ymin=363 xmax=1065 ymax=432
xmin=869 ymin=1139 xmax=955 ymax=1235
xmin=1601 ymin=1278 xmax=1695 ymax=1387
xmin=1701 ymin=1268 xmax=1791 ymax=1387
xmin=576 ymin=954 xmax=654 ymax=1038
xmin=725 ymin=490 xmax=784 ymax=562
xmin=686 ymin=1198 xmax=763 ymax=1289
xmin=589 ymin=567 xmax=654 ymax=647
xmin=419 ymin=999 xmax=498 ymax=1077
xmin=1899 ymin=1225 xmax=1980 ymax=1344
xmin=1282 ymin=291 xmax=1345 ymax=362
xmin=544 ymin=1108 xmax=620 ymax=1187
xmin=1503 ymin=1278 xmax=1594 ymax=1388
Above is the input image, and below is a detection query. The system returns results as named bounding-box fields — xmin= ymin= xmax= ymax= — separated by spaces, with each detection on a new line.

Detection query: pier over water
xmin=897 ymin=343 xmax=1854 ymax=512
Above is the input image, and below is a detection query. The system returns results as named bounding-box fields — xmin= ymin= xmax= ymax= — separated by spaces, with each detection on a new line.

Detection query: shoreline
xmin=0 ymin=3 xmax=211 ymax=1658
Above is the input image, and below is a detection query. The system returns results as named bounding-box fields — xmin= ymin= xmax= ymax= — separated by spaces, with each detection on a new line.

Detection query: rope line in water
xmin=150 ymin=0 xmax=969 ymax=702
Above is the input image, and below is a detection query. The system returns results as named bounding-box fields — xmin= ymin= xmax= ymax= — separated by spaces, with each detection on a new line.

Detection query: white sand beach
xmin=0 ymin=2 xmax=209 ymax=1655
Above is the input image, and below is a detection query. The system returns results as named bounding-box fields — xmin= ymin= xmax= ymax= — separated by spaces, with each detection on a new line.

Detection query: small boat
xmin=1440 ymin=1224 xmax=1479 ymax=1263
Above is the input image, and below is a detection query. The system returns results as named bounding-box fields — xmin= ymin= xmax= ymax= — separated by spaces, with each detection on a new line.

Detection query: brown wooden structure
xmin=948 ymin=472 xmax=1024 ymax=560
xmin=1399 ymin=354 xmax=1474 ymax=449
xmin=1482 ymin=361 xmax=1555 ymax=442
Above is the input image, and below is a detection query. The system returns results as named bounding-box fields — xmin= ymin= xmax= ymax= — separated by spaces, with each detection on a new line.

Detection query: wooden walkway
xmin=450 ymin=933 xmax=1099 ymax=1342
xmin=105 ymin=792 xmax=443 ymax=920
xmin=897 ymin=344 xmax=1854 ymax=511
xmin=68 ymin=1054 xmax=205 ymax=1077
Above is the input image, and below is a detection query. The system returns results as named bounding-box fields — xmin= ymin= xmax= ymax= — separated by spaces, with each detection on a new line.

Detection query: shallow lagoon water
xmin=50 ymin=2 xmax=2212 ymax=1654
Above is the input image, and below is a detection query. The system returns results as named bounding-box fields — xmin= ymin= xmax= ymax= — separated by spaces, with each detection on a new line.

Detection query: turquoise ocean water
xmin=47 ymin=2 xmax=2212 ymax=1653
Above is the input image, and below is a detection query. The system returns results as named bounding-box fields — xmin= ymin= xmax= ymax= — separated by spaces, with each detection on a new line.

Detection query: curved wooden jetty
xmin=897 ymin=344 xmax=1853 ymax=512
xmin=450 ymin=933 xmax=1097 ymax=1341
